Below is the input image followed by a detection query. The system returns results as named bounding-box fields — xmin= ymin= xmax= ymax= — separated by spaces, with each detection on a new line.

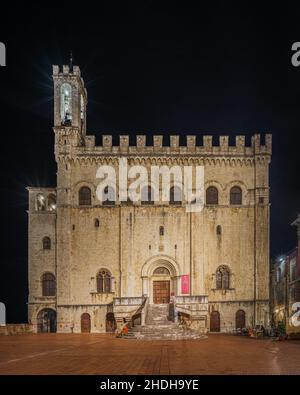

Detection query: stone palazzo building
xmin=27 ymin=65 xmax=272 ymax=334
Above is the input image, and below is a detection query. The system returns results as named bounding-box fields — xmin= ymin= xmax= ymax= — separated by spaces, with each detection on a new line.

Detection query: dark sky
xmin=0 ymin=2 xmax=299 ymax=323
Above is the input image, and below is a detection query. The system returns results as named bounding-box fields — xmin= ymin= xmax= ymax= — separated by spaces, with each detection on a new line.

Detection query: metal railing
xmin=175 ymin=295 xmax=208 ymax=304
xmin=131 ymin=297 xmax=148 ymax=327
xmin=113 ymin=297 xmax=144 ymax=306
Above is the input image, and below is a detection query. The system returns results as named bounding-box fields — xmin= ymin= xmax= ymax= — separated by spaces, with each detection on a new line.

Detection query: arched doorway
xmin=106 ymin=312 xmax=116 ymax=333
xmin=81 ymin=313 xmax=91 ymax=333
xmin=210 ymin=311 xmax=220 ymax=332
xmin=37 ymin=309 xmax=57 ymax=333
xmin=141 ymin=256 xmax=180 ymax=302
xmin=236 ymin=310 xmax=246 ymax=329
xmin=152 ymin=267 xmax=170 ymax=304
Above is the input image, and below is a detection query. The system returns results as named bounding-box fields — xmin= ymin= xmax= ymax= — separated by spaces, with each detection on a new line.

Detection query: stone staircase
xmin=125 ymin=304 xmax=206 ymax=341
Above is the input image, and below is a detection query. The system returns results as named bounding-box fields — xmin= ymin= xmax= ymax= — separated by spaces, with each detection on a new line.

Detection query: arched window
xmin=47 ymin=194 xmax=56 ymax=211
xmin=43 ymin=236 xmax=51 ymax=250
xmin=159 ymin=226 xmax=164 ymax=236
xmin=94 ymin=218 xmax=100 ymax=227
xmin=170 ymin=186 xmax=182 ymax=205
xmin=36 ymin=194 xmax=46 ymax=211
xmin=97 ymin=269 xmax=111 ymax=293
xmin=141 ymin=186 xmax=154 ymax=205
xmin=42 ymin=273 xmax=56 ymax=296
xmin=102 ymin=186 xmax=115 ymax=206
xmin=206 ymin=186 xmax=219 ymax=205
xmin=60 ymin=83 xmax=72 ymax=126
xmin=216 ymin=225 xmax=222 ymax=236
xmin=79 ymin=186 xmax=91 ymax=206
xmin=230 ymin=186 xmax=242 ymax=205
xmin=80 ymin=94 xmax=85 ymax=120
xmin=216 ymin=266 xmax=230 ymax=290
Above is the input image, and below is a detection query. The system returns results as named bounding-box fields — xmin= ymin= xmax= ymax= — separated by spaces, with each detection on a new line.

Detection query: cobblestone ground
xmin=0 ymin=334 xmax=299 ymax=375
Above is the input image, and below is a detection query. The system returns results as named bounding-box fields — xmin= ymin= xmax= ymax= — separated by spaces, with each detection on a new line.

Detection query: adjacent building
xmin=270 ymin=214 xmax=300 ymax=336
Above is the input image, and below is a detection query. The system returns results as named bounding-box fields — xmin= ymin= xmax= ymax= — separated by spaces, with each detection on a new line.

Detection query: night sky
xmin=0 ymin=2 xmax=299 ymax=323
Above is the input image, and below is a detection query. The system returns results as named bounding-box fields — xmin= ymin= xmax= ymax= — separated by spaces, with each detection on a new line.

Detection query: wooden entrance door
xmin=210 ymin=311 xmax=220 ymax=332
xmin=106 ymin=313 xmax=116 ymax=333
xmin=235 ymin=310 xmax=246 ymax=329
xmin=153 ymin=281 xmax=170 ymax=304
xmin=81 ymin=313 xmax=91 ymax=333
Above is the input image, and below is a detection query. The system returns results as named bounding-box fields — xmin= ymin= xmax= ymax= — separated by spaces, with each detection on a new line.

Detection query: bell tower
xmin=52 ymin=63 xmax=88 ymax=206
xmin=52 ymin=63 xmax=87 ymax=155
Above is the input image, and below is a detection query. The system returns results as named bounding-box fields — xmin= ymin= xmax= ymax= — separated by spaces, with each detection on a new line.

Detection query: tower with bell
xmin=52 ymin=55 xmax=87 ymax=156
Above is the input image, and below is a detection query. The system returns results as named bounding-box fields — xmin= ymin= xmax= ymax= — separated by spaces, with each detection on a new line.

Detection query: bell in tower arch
xmin=60 ymin=83 xmax=72 ymax=126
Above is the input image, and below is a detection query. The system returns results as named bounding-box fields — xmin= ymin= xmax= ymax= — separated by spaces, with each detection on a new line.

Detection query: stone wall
xmin=0 ymin=324 xmax=34 ymax=336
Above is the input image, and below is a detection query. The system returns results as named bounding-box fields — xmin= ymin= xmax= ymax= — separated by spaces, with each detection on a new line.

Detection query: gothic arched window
xmin=94 ymin=218 xmax=100 ymax=228
xmin=230 ymin=186 xmax=242 ymax=205
xmin=47 ymin=194 xmax=56 ymax=211
xmin=216 ymin=266 xmax=230 ymax=290
xmin=170 ymin=186 xmax=182 ymax=205
xmin=36 ymin=194 xmax=46 ymax=211
xmin=97 ymin=269 xmax=111 ymax=293
xmin=216 ymin=225 xmax=222 ymax=236
xmin=42 ymin=273 xmax=56 ymax=296
xmin=141 ymin=186 xmax=154 ymax=205
xmin=79 ymin=186 xmax=91 ymax=206
xmin=60 ymin=83 xmax=72 ymax=126
xmin=43 ymin=236 xmax=51 ymax=250
xmin=206 ymin=186 xmax=219 ymax=205
xmin=80 ymin=94 xmax=84 ymax=120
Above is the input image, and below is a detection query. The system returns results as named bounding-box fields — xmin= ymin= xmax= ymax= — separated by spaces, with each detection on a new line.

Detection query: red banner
xmin=181 ymin=275 xmax=190 ymax=294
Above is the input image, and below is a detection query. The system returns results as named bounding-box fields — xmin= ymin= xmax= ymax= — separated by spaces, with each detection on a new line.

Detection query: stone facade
xmin=27 ymin=65 xmax=271 ymax=333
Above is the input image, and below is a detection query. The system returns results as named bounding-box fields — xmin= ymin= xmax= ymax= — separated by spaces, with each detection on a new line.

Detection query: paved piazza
xmin=0 ymin=334 xmax=299 ymax=375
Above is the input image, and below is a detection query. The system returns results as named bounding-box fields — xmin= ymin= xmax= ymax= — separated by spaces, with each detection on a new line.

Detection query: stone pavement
xmin=0 ymin=333 xmax=299 ymax=375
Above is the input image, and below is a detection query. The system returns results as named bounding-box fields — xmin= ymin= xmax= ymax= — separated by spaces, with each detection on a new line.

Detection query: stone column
xmin=142 ymin=276 xmax=149 ymax=297
xmin=176 ymin=276 xmax=181 ymax=296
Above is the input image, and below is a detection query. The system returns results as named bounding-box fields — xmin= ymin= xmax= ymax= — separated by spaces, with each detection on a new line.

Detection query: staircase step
xmin=121 ymin=303 xmax=206 ymax=341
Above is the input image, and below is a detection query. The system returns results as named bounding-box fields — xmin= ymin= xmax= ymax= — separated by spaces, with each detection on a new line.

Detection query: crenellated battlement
xmin=81 ymin=133 xmax=272 ymax=156
xmin=52 ymin=64 xmax=81 ymax=76
xmin=52 ymin=64 xmax=271 ymax=159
